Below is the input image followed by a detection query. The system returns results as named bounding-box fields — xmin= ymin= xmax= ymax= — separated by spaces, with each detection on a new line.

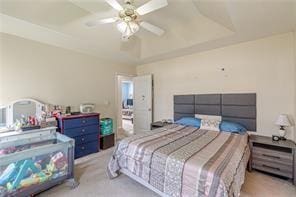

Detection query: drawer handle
xmin=82 ymin=129 xmax=85 ymax=132
xmin=81 ymin=147 xmax=85 ymax=150
xmin=82 ymin=138 xmax=85 ymax=141
xmin=262 ymin=154 xmax=280 ymax=159
xmin=262 ymin=164 xmax=280 ymax=171
xmin=82 ymin=120 xmax=86 ymax=124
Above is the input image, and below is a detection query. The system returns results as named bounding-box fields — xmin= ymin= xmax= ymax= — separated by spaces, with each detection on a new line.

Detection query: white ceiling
xmin=0 ymin=0 xmax=295 ymax=65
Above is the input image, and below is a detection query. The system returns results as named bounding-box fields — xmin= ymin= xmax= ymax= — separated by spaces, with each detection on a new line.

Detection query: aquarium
xmin=0 ymin=127 xmax=77 ymax=196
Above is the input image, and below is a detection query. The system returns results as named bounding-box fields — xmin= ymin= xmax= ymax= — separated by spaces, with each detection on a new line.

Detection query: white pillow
xmin=195 ymin=114 xmax=222 ymax=121
xmin=200 ymin=119 xmax=221 ymax=131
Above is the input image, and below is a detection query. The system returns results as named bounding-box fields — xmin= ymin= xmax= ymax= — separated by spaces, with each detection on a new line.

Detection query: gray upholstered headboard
xmin=174 ymin=93 xmax=257 ymax=131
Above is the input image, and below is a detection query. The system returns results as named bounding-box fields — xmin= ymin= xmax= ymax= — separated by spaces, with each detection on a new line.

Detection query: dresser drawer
xmin=252 ymin=147 xmax=293 ymax=165
xmin=74 ymin=133 xmax=98 ymax=145
xmin=252 ymin=147 xmax=293 ymax=164
xmin=63 ymin=117 xmax=99 ymax=129
xmin=64 ymin=125 xmax=99 ymax=138
xmin=75 ymin=141 xmax=98 ymax=159
xmin=252 ymin=159 xmax=293 ymax=178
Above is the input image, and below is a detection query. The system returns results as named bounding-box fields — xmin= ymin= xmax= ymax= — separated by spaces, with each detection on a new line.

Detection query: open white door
xmin=133 ymin=75 xmax=153 ymax=133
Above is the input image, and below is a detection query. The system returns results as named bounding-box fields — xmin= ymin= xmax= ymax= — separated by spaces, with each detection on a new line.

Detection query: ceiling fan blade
xmin=85 ymin=17 xmax=118 ymax=27
xmin=140 ymin=21 xmax=165 ymax=36
xmin=136 ymin=0 xmax=168 ymax=15
xmin=105 ymin=0 xmax=123 ymax=11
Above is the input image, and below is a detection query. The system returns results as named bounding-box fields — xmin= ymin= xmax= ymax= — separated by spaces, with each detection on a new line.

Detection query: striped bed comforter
xmin=108 ymin=124 xmax=250 ymax=197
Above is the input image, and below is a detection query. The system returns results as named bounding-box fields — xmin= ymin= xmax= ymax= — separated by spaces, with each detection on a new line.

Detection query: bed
xmin=108 ymin=93 xmax=256 ymax=197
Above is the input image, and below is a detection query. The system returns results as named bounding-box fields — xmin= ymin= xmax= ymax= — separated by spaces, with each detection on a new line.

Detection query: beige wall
xmin=294 ymin=31 xmax=296 ymax=142
xmin=0 ymin=33 xmax=136 ymax=123
xmin=137 ymin=33 xmax=296 ymax=140
xmin=1 ymin=32 xmax=295 ymax=140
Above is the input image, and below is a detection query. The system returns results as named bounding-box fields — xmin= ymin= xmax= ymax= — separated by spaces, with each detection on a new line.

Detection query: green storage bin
xmin=100 ymin=118 xmax=113 ymax=136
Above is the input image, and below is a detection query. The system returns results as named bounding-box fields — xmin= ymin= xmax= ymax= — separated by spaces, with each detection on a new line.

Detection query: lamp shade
xmin=117 ymin=21 xmax=139 ymax=39
xmin=275 ymin=114 xmax=292 ymax=127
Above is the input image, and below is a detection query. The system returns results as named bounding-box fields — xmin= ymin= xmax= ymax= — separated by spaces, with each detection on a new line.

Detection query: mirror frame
xmin=0 ymin=105 xmax=8 ymax=128
xmin=6 ymin=98 xmax=45 ymax=127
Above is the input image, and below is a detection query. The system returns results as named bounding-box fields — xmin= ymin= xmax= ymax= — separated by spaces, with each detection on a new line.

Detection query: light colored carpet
xmin=117 ymin=120 xmax=134 ymax=140
xmin=122 ymin=119 xmax=133 ymax=134
xmin=40 ymin=148 xmax=296 ymax=197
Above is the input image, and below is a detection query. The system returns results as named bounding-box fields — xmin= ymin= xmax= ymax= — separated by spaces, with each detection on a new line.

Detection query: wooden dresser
xmin=249 ymin=135 xmax=296 ymax=185
xmin=57 ymin=113 xmax=100 ymax=159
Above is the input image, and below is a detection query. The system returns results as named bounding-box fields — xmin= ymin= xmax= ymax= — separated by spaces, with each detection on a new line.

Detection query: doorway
xmin=121 ymin=80 xmax=134 ymax=135
xmin=116 ymin=74 xmax=153 ymax=140
xmin=116 ymin=75 xmax=134 ymax=140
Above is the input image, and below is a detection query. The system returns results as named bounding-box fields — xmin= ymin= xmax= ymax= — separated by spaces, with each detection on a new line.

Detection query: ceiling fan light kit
xmin=86 ymin=0 xmax=168 ymax=41
xmin=117 ymin=21 xmax=140 ymax=41
xmin=117 ymin=0 xmax=139 ymax=40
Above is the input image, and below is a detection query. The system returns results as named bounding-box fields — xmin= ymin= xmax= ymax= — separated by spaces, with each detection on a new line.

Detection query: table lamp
xmin=275 ymin=114 xmax=292 ymax=140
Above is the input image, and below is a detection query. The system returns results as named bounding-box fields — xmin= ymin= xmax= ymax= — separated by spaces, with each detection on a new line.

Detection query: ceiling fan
xmin=85 ymin=0 xmax=168 ymax=41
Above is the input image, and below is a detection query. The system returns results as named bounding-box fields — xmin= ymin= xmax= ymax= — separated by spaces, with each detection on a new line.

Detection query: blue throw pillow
xmin=175 ymin=117 xmax=201 ymax=128
xmin=220 ymin=121 xmax=247 ymax=133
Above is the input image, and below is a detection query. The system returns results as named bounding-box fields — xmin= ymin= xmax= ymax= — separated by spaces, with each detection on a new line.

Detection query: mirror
xmin=6 ymin=99 xmax=45 ymax=128
xmin=13 ymin=100 xmax=37 ymax=122
xmin=0 ymin=106 xmax=7 ymax=128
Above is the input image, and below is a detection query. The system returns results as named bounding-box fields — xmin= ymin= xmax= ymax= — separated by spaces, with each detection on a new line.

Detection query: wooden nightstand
xmin=249 ymin=135 xmax=296 ymax=185
xmin=150 ymin=121 xmax=172 ymax=130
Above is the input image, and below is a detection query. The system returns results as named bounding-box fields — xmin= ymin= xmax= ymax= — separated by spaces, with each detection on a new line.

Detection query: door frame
xmin=115 ymin=74 xmax=135 ymax=140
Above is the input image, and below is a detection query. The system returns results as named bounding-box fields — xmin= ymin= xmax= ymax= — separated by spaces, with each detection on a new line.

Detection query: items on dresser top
xmin=1 ymin=98 xmax=45 ymax=131
xmin=0 ymin=98 xmax=61 ymax=132
xmin=248 ymin=134 xmax=296 ymax=185
xmin=57 ymin=113 xmax=100 ymax=159
xmin=40 ymin=117 xmax=57 ymax=129
xmin=80 ymin=103 xmax=95 ymax=114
